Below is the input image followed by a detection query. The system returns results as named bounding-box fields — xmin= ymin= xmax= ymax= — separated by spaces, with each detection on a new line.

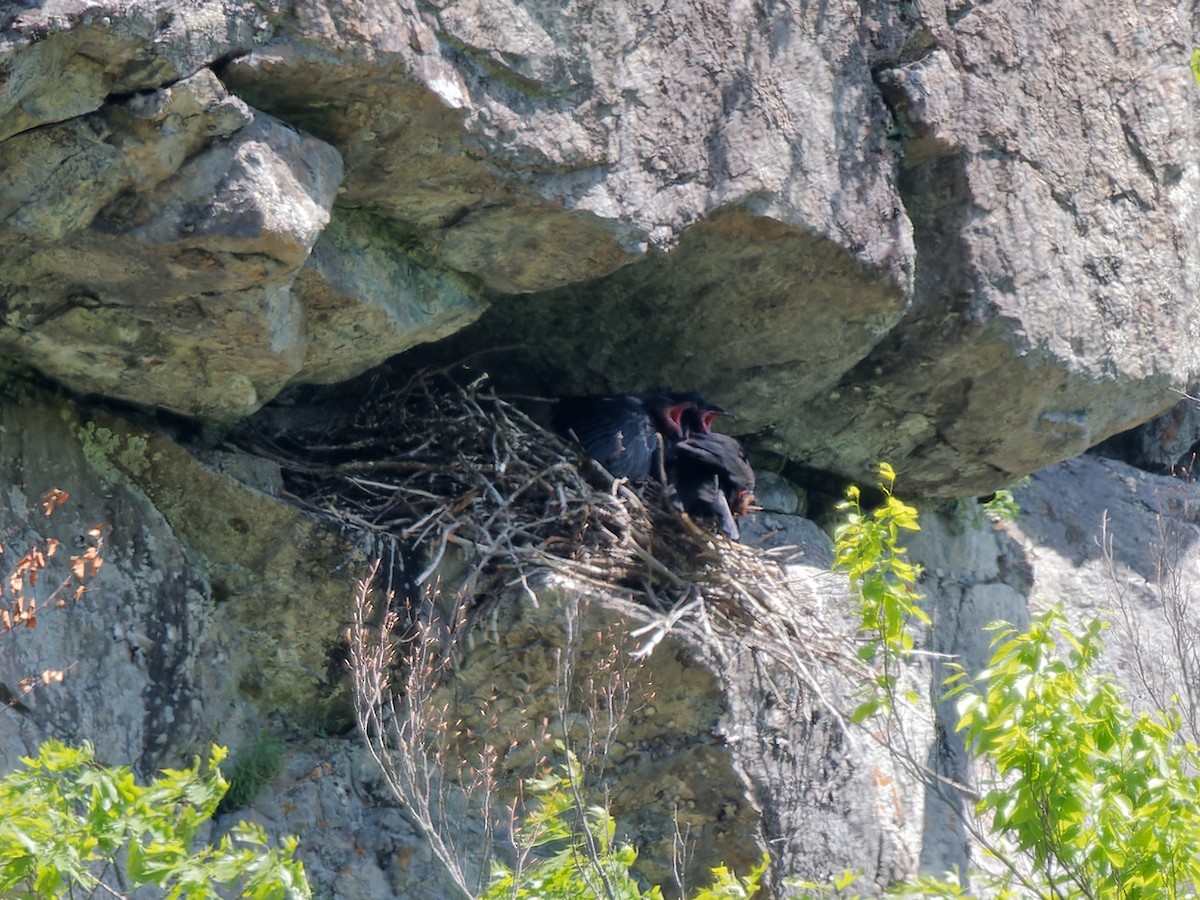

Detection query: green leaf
xmin=0 ymin=740 xmax=310 ymax=899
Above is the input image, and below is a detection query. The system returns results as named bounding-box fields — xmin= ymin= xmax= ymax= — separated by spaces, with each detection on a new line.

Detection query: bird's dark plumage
xmin=553 ymin=394 xmax=659 ymax=478
xmin=553 ymin=390 xmax=729 ymax=479
xmin=1170 ymin=439 xmax=1200 ymax=481
xmin=668 ymin=432 xmax=756 ymax=540
xmin=554 ymin=389 xmax=752 ymax=539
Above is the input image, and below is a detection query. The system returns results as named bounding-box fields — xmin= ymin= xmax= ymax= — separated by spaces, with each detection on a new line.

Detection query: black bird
xmin=1170 ymin=439 xmax=1200 ymax=481
xmin=668 ymin=431 xmax=756 ymax=540
xmin=553 ymin=390 xmax=729 ymax=479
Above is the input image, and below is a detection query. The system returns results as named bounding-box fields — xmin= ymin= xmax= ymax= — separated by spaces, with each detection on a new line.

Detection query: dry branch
xmin=238 ymin=367 xmax=867 ymax=722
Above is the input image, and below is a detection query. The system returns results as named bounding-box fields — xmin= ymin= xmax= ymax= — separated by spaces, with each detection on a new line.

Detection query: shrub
xmin=808 ymin=469 xmax=1200 ymax=899
xmin=832 ymin=462 xmax=927 ymax=722
xmin=0 ymin=740 xmax=310 ymax=899
xmin=948 ymin=609 xmax=1200 ymax=898
xmin=482 ymin=751 xmax=767 ymax=900
xmin=217 ymin=731 xmax=287 ymax=815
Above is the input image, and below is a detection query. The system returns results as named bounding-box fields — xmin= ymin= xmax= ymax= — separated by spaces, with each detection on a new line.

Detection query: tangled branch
xmin=236 ymin=368 xmax=864 ymax=704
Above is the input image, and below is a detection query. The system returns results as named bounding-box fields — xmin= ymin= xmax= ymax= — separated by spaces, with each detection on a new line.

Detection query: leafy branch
xmin=832 ymin=462 xmax=928 ymax=722
xmin=0 ymin=740 xmax=310 ymax=899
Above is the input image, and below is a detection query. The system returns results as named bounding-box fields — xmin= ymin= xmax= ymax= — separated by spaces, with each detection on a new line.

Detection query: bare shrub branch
xmin=1 ymin=489 xmax=108 ymax=715
xmin=1104 ymin=501 xmax=1200 ymax=745
xmin=350 ymin=560 xmax=498 ymax=899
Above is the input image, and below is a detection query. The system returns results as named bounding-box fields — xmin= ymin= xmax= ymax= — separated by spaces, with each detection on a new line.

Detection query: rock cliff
xmin=1 ymin=0 xmax=1199 ymax=897
xmin=3 ymin=0 xmax=1197 ymax=490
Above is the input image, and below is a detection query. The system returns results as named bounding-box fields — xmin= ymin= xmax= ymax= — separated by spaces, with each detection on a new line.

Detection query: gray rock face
xmin=222 ymin=0 xmax=910 ymax=288
xmin=0 ymin=65 xmax=343 ymax=420
xmin=294 ymin=209 xmax=484 ymax=385
xmin=0 ymin=386 xmax=367 ymax=778
xmin=0 ymin=393 xmax=217 ymax=774
xmin=224 ymin=0 xmax=1199 ymax=495
xmin=850 ymin=3 xmax=1200 ymax=494
xmin=459 ymin=0 xmax=1199 ymax=495
xmin=3 ymin=1 xmax=1200 ymax=896
xmin=3 ymin=0 xmax=1198 ymax=490
xmin=4 ymin=376 xmax=1200 ymax=898
xmin=907 ymin=453 xmax=1200 ymax=877
xmin=0 ymin=383 xmax=918 ymax=896
xmin=0 ymin=2 xmax=487 ymax=422
xmin=0 ymin=1 xmax=265 ymax=142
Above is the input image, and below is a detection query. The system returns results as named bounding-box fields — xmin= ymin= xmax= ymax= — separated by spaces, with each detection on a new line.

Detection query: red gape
xmin=553 ymin=389 xmax=754 ymax=541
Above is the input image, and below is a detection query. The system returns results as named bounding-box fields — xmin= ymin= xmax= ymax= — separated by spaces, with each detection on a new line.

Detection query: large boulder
xmin=0 ymin=2 xmax=484 ymax=422
xmin=4 ymin=3 xmax=1200 ymax=896
xmin=429 ymin=0 xmax=1199 ymax=495
xmin=5 ymin=374 xmax=1200 ymax=898
xmin=3 ymin=0 xmax=1198 ymax=491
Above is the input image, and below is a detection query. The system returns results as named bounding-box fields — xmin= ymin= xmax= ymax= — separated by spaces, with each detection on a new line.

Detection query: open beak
xmin=700 ymin=405 xmax=733 ymax=432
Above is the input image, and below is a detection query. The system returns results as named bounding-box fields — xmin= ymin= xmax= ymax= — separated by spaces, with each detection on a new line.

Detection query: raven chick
xmin=553 ymin=390 xmax=729 ymax=479
xmin=668 ymin=431 xmax=756 ymax=540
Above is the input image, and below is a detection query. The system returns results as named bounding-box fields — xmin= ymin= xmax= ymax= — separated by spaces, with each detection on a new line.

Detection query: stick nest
xmin=236 ymin=368 xmax=863 ymax=689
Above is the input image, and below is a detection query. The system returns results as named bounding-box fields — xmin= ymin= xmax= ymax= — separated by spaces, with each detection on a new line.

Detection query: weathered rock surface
xmin=229 ymin=738 xmax=463 ymax=900
xmin=0 ymin=64 xmax=342 ymax=420
xmin=847 ymin=3 xmax=1200 ymax=494
xmin=0 ymin=384 xmax=367 ymax=778
xmin=293 ymin=209 xmax=483 ymax=385
xmin=0 ymin=2 xmax=486 ymax=421
xmin=449 ymin=0 xmax=1200 ymax=495
xmin=219 ymin=0 xmax=910 ymax=289
xmin=4 ymin=0 xmax=1196 ymax=490
xmin=418 ymin=531 xmax=931 ymax=895
xmin=3 ymin=1 xmax=1200 ymax=897
xmin=0 ymin=383 xmax=919 ymax=896
xmin=0 ymin=0 xmax=265 ymax=142
xmin=908 ymin=452 xmax=1200 ymax=875
xmin=6 ymin=374 xmax=1200 ymax=898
